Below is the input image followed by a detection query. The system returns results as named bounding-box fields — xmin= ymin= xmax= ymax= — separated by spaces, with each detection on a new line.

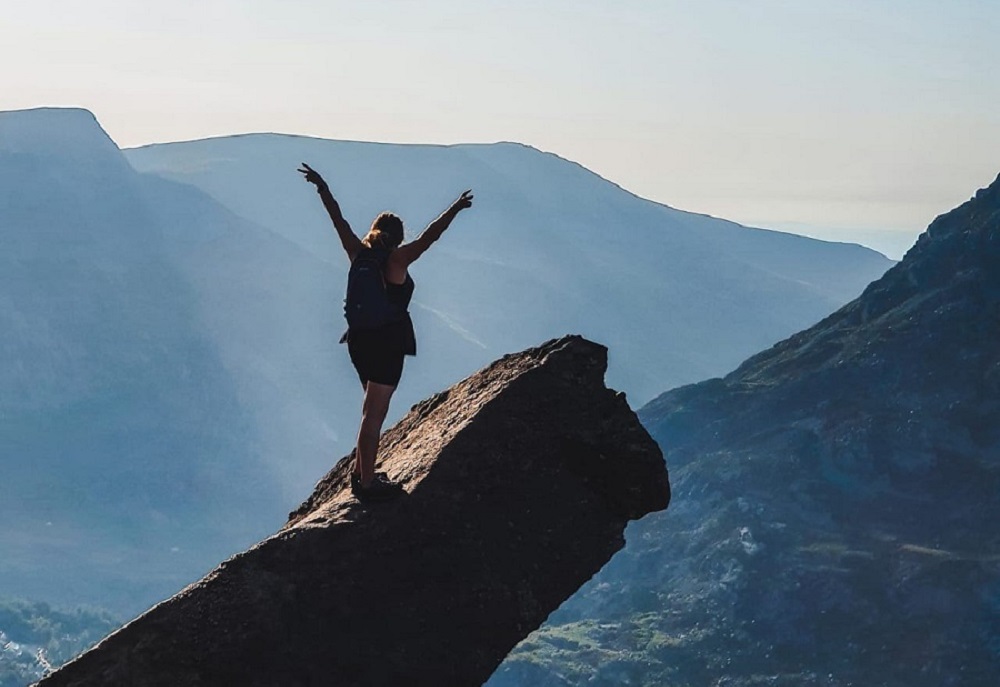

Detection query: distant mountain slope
xmin=0 ymin=109 xmax=287 ymax=614
xmin=0 ymin=108 xmax=496 ymax=617
xmin=126 ymin=134 xmax=893 ymax=403
xmin=490 ymin=174 xmax=1000 ymax=686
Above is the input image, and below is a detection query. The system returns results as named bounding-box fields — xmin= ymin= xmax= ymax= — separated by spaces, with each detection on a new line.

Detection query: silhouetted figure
xmin=298 ymin=162 xmax=473 ymax=501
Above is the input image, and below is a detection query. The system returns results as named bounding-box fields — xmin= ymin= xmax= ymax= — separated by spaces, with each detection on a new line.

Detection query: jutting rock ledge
xmin=38 ymin=335 xmax=670 ymax=687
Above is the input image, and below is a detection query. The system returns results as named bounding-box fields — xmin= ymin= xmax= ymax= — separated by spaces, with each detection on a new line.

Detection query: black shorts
xmin=347 ymin=328 xmax=406 ymax=387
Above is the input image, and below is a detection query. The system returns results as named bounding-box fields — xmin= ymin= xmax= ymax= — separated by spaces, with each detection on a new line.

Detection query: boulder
xmin=38 ymin=335 xmax=669 ymax=687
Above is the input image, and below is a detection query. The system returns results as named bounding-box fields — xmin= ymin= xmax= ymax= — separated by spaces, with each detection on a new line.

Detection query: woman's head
xmin=362 ymin=212 xmax=404 ymax=250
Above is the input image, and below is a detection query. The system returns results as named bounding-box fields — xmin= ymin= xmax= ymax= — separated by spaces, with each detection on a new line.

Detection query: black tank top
xmin=340 ymin=266 xmax=417 ymax=356
xmin=385 ymin=274 xmax=415 ymax=311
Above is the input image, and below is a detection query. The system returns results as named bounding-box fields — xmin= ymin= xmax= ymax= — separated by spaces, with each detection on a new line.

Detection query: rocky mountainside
xmin=126 ymin=133 xmax=893 ymax=404
xmin=489 ymin=177 xmax=1000 ymax=686
xmin=37 ymin=336 xmax=669 ymax=687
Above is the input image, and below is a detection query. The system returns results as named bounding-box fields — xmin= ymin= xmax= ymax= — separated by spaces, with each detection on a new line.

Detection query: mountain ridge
xmin=127 ymin=131 xmax=894 ymax=262
xmin=125 ymin=125 xmax=893 ymax=403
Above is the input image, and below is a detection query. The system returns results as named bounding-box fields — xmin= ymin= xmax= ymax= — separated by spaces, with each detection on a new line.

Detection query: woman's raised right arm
xmin=298 ymin=163 xmax=363 ymax=261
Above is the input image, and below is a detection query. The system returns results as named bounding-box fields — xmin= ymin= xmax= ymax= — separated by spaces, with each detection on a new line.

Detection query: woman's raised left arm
xmin=394 ymin=190 xmax=473 ymax=267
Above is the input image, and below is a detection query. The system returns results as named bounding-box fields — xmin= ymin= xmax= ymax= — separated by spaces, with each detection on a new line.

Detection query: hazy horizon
xmin=4 ymin=1 xmax=999 ymax=258
xmin=0 ymin=103 xmax=963 ymax=261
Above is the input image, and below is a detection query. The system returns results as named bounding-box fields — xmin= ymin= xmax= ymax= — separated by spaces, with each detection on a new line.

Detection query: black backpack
xmin=344 ymin=248 xmax=406 ymax=329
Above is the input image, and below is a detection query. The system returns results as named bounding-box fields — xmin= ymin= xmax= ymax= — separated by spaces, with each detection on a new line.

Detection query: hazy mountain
xmin=2 ymin=106 xmax=891 ymax=620
xmin=0 ymin=108 xmax=500 ymax=617
xmin=0 ymin=108 xmax=289 ymax=613
xmin=489 ymin=174 xmax=1000 ymax=685
xmin=126 ymin=134 xmax=894 ymax=405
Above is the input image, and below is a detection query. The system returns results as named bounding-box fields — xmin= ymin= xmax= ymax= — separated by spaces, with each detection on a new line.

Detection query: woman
xmin=298 ymin=162 xmax=473 ymax=501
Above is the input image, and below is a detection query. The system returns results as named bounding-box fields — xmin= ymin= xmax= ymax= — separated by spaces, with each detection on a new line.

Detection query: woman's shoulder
xmin=386 ymin=246 xmax=408 ymax=264
xmin=384 ymin=249 xmax=411 ymax=285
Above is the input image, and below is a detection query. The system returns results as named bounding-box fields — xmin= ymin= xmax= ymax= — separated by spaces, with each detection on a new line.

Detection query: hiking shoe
xmin=350 ymin=471 xmax=389 ymax=491
xmin=351 ymin=472 xmax=404 ymax=502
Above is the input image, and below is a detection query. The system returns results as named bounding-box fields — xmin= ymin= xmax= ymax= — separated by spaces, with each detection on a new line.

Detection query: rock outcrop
xmin=490 ymin=173 xmax=1000 ymax=687
xmin=38 ymin=336 xmax=670 ymax=687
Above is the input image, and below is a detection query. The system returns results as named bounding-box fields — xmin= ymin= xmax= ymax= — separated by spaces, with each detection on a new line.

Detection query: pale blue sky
xmin=3 ymin=0 xmax=999 ymax=257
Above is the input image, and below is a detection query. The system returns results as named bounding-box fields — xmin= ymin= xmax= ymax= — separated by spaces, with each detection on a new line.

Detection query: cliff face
xmin=38 ymin=336 xmax=670 ymax=687
xmin=489 ymin=174 xmax=1000 ymax=687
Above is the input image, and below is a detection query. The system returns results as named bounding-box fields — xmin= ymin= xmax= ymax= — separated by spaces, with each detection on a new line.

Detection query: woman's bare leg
xmin=354 ymin=381 xmax=396 ymax=487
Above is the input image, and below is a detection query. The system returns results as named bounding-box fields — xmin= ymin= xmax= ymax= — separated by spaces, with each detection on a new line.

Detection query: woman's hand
xmin=452 ymin=189 xmax=474 ymax=212
xmin=297 ymin=162 xmax=329 ymax=192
